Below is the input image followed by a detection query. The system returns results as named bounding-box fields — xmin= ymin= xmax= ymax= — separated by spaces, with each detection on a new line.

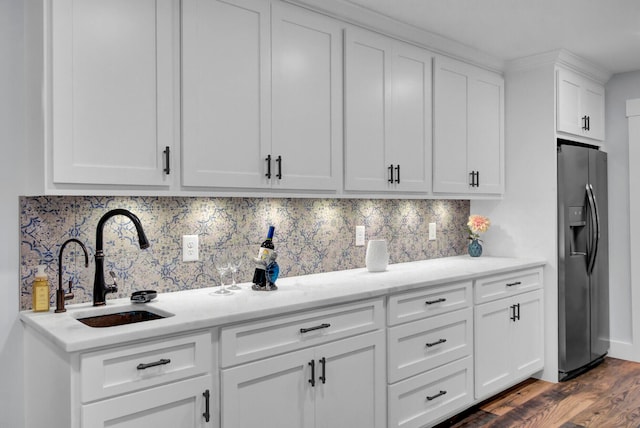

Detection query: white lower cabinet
xmin=82 ymin=375 xmax=212 ymax=428
xmin=388 ymin=357 xmax=473 ymax=428
xmin=221 ymin=330 xmax=386 ymax=428
xmin=474 ymin=288 xmax=544 ymax=400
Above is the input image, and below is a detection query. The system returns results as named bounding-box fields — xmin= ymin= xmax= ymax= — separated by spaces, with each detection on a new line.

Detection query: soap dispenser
xmin=32 ymin=265 xmax=50 ymax=312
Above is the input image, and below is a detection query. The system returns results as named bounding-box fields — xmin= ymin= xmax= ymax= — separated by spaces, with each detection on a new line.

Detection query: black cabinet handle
xmin=469 ymin=171 xmax=475 ymax=186
xmin=319 ymin=357 xmax=326 ymax=384
xmin=202 ymin=389 xmax=210 ymax=422
xmin=276 ymin=155 xmax=282 ymax=179
xmin=506 ymin=281 xmax=522 ymax=287
xmin=265 ymin=154 xmax=272 ymax=179
xmin=308 ymin=360 xmax=316 ymax=387
xmin=510 ymin=304 xmax=517 ymax=321
xmin=395 ymin=164 xmax=400 ymax=183
xmin=426 ymin=390 xmax=447 ymax=401
xmin=426 ymin=338 xmax=447 ymax=348
xmin=476 ymin=170 xmax=480 ymax=187
xmin=388 ymin=164 xmax=394 ymax=183
xmin=516 ymin=303 xmax=521 ymax=320
xmin=300 ymin=323 xmax=331 ymax=334
xmin=425 ymin=297 xmax=446 ymax=305
xmin=587 ymin=115 xmax=591 ymax=131
xmin=137 ymin=358 xmax=171 ymax=370
xmin=582 ymin=115 xmax=588 ymax=130
xmin=163 ymin=146 xmax=170 ymax=175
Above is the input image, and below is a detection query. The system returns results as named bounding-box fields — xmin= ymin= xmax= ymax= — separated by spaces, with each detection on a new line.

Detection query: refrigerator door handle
xmin=586 ymin=183 xmax=601 ymax=275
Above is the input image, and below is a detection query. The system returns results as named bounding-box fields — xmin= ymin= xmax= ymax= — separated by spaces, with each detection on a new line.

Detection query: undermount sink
xmin=74 ymin=306 xmax=173 ymax=328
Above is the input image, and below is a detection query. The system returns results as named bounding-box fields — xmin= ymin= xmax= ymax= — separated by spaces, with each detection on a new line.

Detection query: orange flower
xmin=468 ymin=215 xmax=490 ymax=240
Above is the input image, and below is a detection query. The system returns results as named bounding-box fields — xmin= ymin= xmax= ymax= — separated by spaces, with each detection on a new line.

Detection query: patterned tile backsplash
xmin=19 ymin=196 xmax=470 ymax=310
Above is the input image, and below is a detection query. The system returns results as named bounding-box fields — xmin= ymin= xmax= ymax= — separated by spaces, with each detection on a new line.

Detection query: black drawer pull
xmin=136 ymin=358 xmax=171 ymax=370
xmin=300 ymin=323 xmax=331 ymax=334
xmin=319 ymin=357 xmax=326 ymax=384
xmin=202 ymin=389 xmax=210 ymax=422
xmin=427 ymin=390 xmax=447 ymax=401
xmin=425 ymin=298 xmax=446 ymax=305
xmin=308 ymin=360 xmax=316 ymax=387
xmin=163 ymin=146 xmax=171 ymax=175
xmin=506 ymin=281 xmax=522 ymax=287
xmin=426 ymin=338 xmax=447 ymax=348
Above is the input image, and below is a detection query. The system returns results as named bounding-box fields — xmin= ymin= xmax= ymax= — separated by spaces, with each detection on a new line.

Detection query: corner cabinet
xmin=344 ymin=27 xmax=432 ymax=193
xmin=556 ymin=67 xmax=605 ymax=141
xmin=49 ymin=0 xmax=178 ymax=187
xmin=219 ymin=299 xmax=386 ymax=428
xmin=433 ymin=56 xmax=504 ymax=195
xmin=182 ymin=0 xmax=342 ymax=192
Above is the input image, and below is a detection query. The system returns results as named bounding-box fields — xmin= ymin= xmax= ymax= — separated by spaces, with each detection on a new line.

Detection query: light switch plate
xmin=182 ymin=235 xmax=199 ymax=262
xmin=429 ymin=223 xmax=436 ymax=241
xmin=355 ymin=226 xmax=365 ymax=246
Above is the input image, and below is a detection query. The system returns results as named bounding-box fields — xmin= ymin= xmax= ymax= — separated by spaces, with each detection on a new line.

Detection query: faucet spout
xmin=56 ymin=238 xmax=89 ymax=313
xmin=93 ymin=209 xmax=149 ymax=306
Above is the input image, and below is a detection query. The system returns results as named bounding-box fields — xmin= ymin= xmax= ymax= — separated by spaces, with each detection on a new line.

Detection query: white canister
xmin=365 ymin=239 xmax=389 ymax=272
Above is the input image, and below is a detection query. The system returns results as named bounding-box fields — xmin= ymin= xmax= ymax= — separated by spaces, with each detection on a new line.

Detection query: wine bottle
xmin=252 ymin=226 xmax=275 ymax=288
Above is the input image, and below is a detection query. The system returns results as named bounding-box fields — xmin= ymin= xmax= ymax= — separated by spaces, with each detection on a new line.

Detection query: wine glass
xmin=211 ymin=256 xmax=232 ymax=295
xmin=227 ymin=255 xmax=243 ymax=291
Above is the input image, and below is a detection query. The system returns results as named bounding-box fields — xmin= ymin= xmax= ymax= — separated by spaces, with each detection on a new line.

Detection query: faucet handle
xmin=108 ymin=271 xmax=118 ymax=292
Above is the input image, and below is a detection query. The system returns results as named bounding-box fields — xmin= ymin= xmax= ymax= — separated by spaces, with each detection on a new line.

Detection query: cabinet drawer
xmin=220 ymin=298 xmax=384 ymax=367
xmin=388 ymin=356 xmax=473 ymax=428
xmin=474 ymin=267 xmax=543 ymax=304
xmin=388 ymin=281 xmax=472 ymax=326
xmin=80 ymin=331 xmax=212 ymax=403
xmin=388 ymin=308 xmax=472 ymax=383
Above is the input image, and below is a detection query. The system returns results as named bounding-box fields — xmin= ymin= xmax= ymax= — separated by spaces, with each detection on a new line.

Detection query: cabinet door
xmin=388 ymin=43 xmax=432 ymax=192
xmin=315 ymin=331 xmax=386 ymax=428
xmin=344 ymin=28 xmax=393 ymax=191
xmin=474 ymin=297 xmax=513 ymax=399
xmin=433 ymin=56 xmax=470 ymax=193
xmin=182 ymin=0 xmax=270 ymax=188
xmin=271 ymin=3 xmax=342 ymax=191
xmin=82 ymin=375 xmax=212 ymax=428
xmin=557 ymin=68 xmax=605 ymax=141
xmin=51 ymin=0 xmax=177 ymax=186
xmin=511 ymin=289 xmax=544 ymax=379
xmin=221 ymin=347 xmax=315 ymax=428
xmin=468 ymin=70 xmax=504 ymax=194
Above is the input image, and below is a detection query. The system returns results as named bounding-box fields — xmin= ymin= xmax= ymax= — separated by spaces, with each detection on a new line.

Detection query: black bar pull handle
xmin=510 ymin=305 xmax=517 ymax=321
xmin=516 ymin=303 xmax=521 ymax=321
xmin=137 ymin=358 xmax=171 ymax=370
xmin=425 ymin=297 xmax=446 ymax=305
xmin=426 ymin=338 xmax=447 ymax=348
xmin=469 ymin=171 xmax=475 ymax=186
xmin=587 ymin=116 xmax=591 ymax=131
xmin=300 ymin=323 xmax=331 ymax=334
xmin=476 ymin=170 xmax=480 ymax=187
xmin=202 ymin=389 xmax=210 ymax=422
xmin=319 ymin=357 xmax=326 ymax=384
xmin=506 ymin=281 xmax=522 ymax=287
xmin=163 ymin=146 xmax=171 ymax=175
xmin=426 ymin=390 xmax=447 ymax=401
xmin=308 ymin=360 xmax=316 ymax=387
xmin=395 ymin=164 xmax=400 ymax=183
xmin=276 ymin=155 xmax=282 ymax=179
xmin=265 ymin=154 xmax=272 ymax=179
xmin=388 ymin=164 xmax=394 ymax=183
xmin=582 ymin=115 xmax=588 ymax=130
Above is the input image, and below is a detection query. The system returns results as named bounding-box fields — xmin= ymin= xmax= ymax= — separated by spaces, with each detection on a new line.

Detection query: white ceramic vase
xmin=365 ymin=239 xmax=389 ymax=272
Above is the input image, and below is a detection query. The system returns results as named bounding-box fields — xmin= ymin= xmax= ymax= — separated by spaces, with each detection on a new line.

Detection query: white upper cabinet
xmin=182 ymin=0 xmax=342 ymax=192
xmin=433 ymin=56 xmax=504 ymax=195
xmin=556 ymin=67 xmax=605 ymax=141
xmin=344 ymin=27 xmax=432 ymax=193
xmin=182 ymin=0 xmax=270 ymax=189
xmin=51 ymin=0 xmax=178 ymax=187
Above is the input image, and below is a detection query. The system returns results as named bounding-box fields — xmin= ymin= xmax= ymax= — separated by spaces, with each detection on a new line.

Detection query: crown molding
xmin=506 ymin=49 xmax=612 ymax=83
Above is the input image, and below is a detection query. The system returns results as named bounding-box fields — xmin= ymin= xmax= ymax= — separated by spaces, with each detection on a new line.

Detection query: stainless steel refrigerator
xmin=557 ymin=140 xmax=609 ymax=381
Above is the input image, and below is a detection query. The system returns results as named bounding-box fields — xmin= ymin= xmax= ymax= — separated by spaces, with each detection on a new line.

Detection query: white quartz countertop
xmin=20 ymin=255 xmax=545 ymax=353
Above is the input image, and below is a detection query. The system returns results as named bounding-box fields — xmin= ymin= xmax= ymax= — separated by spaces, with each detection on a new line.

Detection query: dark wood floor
xmin=436 ymin=357 xmax=640 ymax=428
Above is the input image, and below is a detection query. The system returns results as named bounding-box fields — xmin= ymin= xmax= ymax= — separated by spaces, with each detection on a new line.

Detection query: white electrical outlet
xmin=429 ymin=223 xmax=436 ymax=241
xmin=182 ymin=235 xmax=199 ymax=262
xmin=355 ymin=225 xmax=365 ymax=246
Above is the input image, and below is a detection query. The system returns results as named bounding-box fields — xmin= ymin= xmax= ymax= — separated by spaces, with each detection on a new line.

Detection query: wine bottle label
xmin=256 ymin=247 xmax=273 ymax=265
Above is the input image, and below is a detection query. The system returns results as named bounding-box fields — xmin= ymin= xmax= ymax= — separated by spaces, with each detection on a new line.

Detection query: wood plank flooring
xmin=435 ymin=357 xmax=640 ymax=428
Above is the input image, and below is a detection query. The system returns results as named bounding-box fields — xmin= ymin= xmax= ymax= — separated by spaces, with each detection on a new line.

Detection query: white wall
xmin=0 ymin=0 xmax=26 ymax=426
xmin=604 ymin=71 xmax=640 ymax=359
xmin=472 ymin=62 xmax=559 ymax=381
